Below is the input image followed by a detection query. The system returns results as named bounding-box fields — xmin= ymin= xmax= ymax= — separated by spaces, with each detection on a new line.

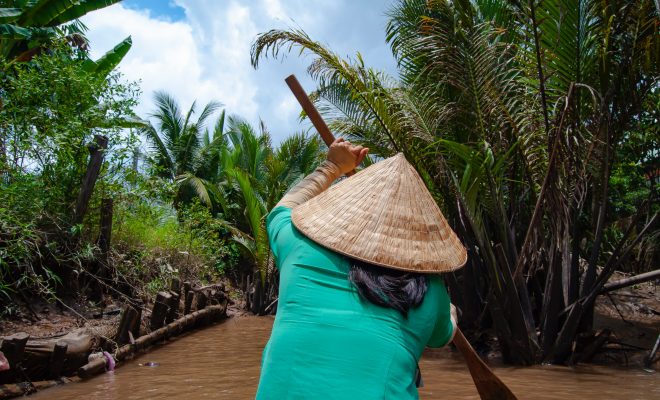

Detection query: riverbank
xmin=592 ymin=271 xmax=659 ymax=367
xmin=0 ymin=278 xmax=232 ymax=396
xmin=1 ymin=270 xmax=657 ymax=381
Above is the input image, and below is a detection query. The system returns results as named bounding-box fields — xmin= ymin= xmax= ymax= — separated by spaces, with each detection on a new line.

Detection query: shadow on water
xmin=32 ymin=317 xmax=659 ymax=399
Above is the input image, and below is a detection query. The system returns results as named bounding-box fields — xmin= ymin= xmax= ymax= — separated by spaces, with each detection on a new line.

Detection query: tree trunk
xmin=73 ymin=135 xmax=108 ymax=225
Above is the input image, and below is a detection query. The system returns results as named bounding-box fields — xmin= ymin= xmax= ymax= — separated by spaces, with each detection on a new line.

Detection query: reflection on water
xmin=32 ymin=316 xmax=658 ymax=399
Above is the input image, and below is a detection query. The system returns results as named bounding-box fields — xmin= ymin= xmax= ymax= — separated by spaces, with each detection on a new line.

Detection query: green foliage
xmin=0 ymin=38 xmax=139 ymax=300
xmin=137 ymin=92 xmax=324 ymax=313
xmin=251 ymin=0 xmax=659 ymax=363
xmin=0 ymin=0 xmax=123 ymax=62
xmin=112 ymin=199 xmax=239 ymax=295
xmin=139 ymin=91 xmax=223 ymax=209
xmin=609 ymin=89 xmax=659 ymax=217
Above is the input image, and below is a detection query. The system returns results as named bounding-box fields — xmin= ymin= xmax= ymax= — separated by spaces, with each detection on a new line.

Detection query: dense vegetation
xmin=0 ymin=0 xmax=323 ymax=317
xmin=0 ymin=0 xmax=657 ymax=368
xmin=252 ymin=0 xmax=659 ymax=364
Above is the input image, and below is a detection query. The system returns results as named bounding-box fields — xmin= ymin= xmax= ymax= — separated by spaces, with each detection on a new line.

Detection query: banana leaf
xmin=0 ymin=8 xmax=22 ymax=23
xmin=48 ymin=0 xmax=121 ymax=26
xmin=0 ymin=23 xmax=30 ymax=39
xmin=82 ymin=35 xmax=131 ymax=77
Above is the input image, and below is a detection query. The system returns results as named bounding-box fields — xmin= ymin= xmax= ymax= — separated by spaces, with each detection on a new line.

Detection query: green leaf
xmin=26 ymin=0 xmax=121 ymax=27
xmin=82 ymin=35 xmax=132 ymax=77
xmin=49 ymin=0 xmax=121 ymax=26
xmin=0 ymin=23 xmax=31 ymax=39
xmin=21 ymin=0 xmax=79 ymax=27
xmin=0 ymin=8 xmax=22 ymax=23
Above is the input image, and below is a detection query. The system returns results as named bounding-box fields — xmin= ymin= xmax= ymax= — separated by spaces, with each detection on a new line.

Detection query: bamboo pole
xmin=77 ymin=357 xmax=106 ymax=379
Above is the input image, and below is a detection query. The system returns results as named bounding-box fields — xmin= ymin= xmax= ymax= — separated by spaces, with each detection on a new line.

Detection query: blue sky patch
xmin=123 ymin=0 xmax=186 ymax=21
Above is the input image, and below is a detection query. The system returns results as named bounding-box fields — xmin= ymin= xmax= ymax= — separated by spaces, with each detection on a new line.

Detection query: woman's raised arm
xmin=276 ymin=138 xmax=368 ymax=209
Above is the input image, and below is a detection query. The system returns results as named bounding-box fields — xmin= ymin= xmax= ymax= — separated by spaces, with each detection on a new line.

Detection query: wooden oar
xmin=452 ymin=328 xmax=518 ymax=399
xmin=284 ymin=73 xmax=518 ymax=400
xmin=284 ymin=75 xmax=355 ymax=176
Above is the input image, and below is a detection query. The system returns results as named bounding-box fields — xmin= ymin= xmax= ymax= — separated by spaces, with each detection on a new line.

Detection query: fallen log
xmin=600 ymin=269 xmax=660 ymax=294
xmin=115 ymin=302 xmax=227 ymax=362
xmin=0 ymin=377 xmax=79 ymax=399
xmin=77 ymin=357 xmax=106 ymax=379
xmin=18 ymin=328 xmax=97 ymax=381
xmin=0 ymin=285 xmax=229 ymax=398
xmin=77 ymin=301 xmax=227 ymax=379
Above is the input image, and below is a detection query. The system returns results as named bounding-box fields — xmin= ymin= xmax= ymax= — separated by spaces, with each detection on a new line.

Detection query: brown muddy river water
xmin=32 ymin=316 xmax=658 ymax=399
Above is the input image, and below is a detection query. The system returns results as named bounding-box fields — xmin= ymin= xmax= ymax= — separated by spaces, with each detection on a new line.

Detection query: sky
xmin=82 ymin=0 xmax=399 ymax=144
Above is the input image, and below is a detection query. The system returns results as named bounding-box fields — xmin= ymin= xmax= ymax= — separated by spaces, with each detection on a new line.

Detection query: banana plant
xmin=0 ymin=0 xmax=123 ymax=62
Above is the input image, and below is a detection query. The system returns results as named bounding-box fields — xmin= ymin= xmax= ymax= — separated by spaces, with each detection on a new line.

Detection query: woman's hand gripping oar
xmin=284 ymin=73 xmax=519 ymax=400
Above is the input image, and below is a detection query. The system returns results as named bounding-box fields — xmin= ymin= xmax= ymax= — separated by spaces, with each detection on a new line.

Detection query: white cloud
xmin=263 ymin=0 xmax=287 ymax=21
xmin=81 ymin=6 xmax=206 ymax=116
xmin=82 ymin=3 xmax=256 ymax=126
xmin=83 ymin=1 xmax=398 ymax=143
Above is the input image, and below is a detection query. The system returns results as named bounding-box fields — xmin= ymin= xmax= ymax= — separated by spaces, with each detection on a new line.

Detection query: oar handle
xmin=284 ymin=74 xmax=355 ymax=176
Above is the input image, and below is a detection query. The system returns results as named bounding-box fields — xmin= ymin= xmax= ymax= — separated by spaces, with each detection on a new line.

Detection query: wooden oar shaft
xmin=453 ymin=328 xmax=518 ymax=400
xmin=284 ymin=73 xmax=517 ymax=400
xmin=284 ymin=74 xmax=355 ymax=176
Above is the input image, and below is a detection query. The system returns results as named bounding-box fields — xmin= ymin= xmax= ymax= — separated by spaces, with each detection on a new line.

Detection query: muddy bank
xmin=0 ymin=280 xmax=231 ymax=397
xmin=592 ymin=273 xmax=659 ymax=367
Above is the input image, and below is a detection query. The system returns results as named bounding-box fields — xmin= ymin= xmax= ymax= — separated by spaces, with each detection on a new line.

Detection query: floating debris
xmin=139 ymin=361 xmax=160 ymax=367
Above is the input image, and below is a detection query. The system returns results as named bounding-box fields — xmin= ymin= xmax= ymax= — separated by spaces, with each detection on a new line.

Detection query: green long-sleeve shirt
xmin=256 ymin=206 xmax=454 ymax=399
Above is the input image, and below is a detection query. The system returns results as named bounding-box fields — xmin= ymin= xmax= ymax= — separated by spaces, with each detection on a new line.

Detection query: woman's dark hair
xmin=348 ymin=259 xmax=428 ymax=318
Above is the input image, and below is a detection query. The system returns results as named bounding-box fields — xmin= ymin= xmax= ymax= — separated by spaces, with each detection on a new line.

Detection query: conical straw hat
xmin=292 ymin=153 xmax=467 ymax=273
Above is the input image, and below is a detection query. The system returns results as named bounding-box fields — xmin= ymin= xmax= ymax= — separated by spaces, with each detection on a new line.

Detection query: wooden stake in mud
xmin=48 ymin=342 xmax=68 ymax=379
xmin=284 ymin=74 xmax=518 ymax=400
xmin=150 ymin=292 xmax=172 ymax=331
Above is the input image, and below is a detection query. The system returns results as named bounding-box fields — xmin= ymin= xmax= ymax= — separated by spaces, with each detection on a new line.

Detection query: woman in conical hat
xmin=256 ymin=138 xmax=467 ymax=399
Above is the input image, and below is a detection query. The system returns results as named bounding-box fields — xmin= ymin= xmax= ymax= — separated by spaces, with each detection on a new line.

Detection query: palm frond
xmin=140 ymin=122 xmax=174 ymax=178
xmin=175 ymin=172 xmax=214 ymax=207
xmin=151 ymin=91 xmax=184 ymax=150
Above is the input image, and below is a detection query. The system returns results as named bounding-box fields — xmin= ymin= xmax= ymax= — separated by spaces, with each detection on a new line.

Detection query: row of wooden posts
xmin=0 ymin=279 xmax=228 ymax=399
xmin=78 ymin=278 xmax=228 ymax=379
